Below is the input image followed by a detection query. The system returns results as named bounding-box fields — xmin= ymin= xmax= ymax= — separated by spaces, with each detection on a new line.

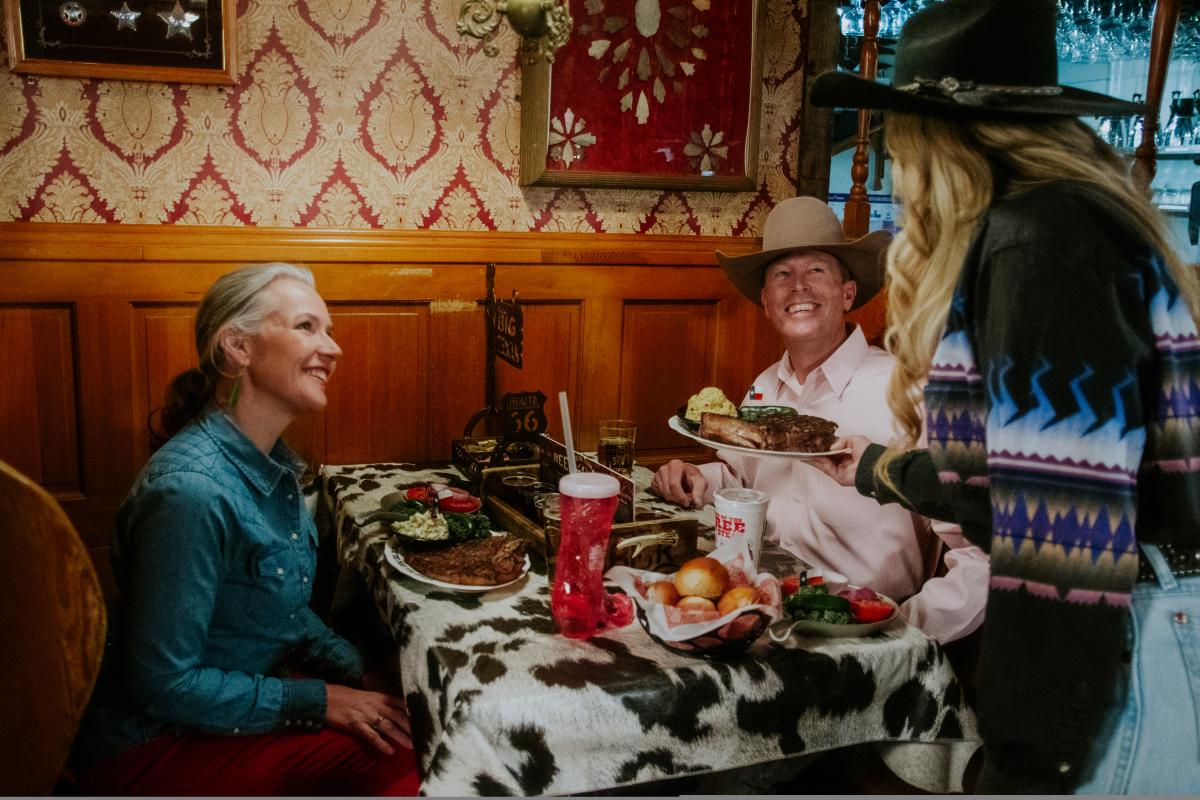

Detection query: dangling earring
xmin=228 ymin=375 xmax=241 ymax=410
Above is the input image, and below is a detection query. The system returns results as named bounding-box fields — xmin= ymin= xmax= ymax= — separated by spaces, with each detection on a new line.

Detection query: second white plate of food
xmin=667 ymin=416 xmax=850 ymax=460
xmin=383 ymin=540 xmax=530 ymax=593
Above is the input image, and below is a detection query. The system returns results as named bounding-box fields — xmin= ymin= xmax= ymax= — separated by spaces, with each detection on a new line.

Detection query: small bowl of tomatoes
xmin=772 ymin=572 xmax=899 ymax=640
xmin=384 ymin=485 xmax=482 ymax=515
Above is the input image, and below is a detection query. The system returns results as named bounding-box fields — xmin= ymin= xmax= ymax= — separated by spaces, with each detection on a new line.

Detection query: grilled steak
xmin=404 ymin=534 xmax=527 ymax=585
xmin=699 ymin=411 xmax=837 ymax=452
xmin=699 ymin=413 xmax=766 ymax=448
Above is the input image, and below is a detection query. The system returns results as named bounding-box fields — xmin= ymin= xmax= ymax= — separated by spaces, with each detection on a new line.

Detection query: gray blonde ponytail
xmin=152 ymin=263 xmax=315 ymax=445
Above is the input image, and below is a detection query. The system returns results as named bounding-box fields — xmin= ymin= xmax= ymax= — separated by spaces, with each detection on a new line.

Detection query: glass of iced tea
xmin=597 ymin=419 xmax=637 ymax=474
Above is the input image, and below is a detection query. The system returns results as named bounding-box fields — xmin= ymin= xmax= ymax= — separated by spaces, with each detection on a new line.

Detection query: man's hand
xmin=326 ymin=683 xmax=412 ymax=754
xmin=807 ymin=435 xmax=872 ymax=487
xmin=650 ymin=460 xmax=709 ymax=508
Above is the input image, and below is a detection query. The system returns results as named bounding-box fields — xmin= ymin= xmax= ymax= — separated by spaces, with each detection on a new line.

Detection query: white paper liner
xmin=605 ymin=537 xmax=783 ymax=643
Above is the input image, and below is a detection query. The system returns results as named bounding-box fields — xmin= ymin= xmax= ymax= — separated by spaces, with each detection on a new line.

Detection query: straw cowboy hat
xmin=716 ymin=197 xmax=891 ymax=310
xmin=809 ymin=0 xmax=1146 ymax=118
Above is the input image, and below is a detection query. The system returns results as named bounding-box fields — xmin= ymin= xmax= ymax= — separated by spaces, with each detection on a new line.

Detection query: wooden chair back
xmin=0 ymin=459 xmax=106 ymax=795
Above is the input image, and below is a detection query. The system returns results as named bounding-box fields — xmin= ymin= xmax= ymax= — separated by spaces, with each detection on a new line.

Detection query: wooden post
xmin=1133 ymin=0 xmax=1181 ymax=193
xmin=798 ymin=0 xmax=841 ymax=200
xmin=843 ymin=0 xmax=880 ymax=239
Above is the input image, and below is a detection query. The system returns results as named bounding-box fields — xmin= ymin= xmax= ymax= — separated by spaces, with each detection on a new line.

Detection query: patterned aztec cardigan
xmin=856 ymin=182 xmax=1200 ymax=793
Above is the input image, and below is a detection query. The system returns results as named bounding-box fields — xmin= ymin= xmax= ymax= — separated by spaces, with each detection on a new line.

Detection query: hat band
xmin=896 ymin=76 xmax=1064 ymax=106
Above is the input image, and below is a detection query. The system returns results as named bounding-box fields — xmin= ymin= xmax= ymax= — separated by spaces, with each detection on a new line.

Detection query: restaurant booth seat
xmin=0 ymin=459 xmax=106 ymax=795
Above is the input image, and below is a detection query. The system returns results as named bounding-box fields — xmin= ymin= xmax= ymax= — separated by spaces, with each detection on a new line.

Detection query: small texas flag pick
xmin=748 ymin=385 xmax=764 ymax=401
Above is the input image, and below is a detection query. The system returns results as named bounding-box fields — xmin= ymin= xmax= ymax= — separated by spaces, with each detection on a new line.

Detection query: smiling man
xmin=651 ymin=197 xmax=988 ymax=645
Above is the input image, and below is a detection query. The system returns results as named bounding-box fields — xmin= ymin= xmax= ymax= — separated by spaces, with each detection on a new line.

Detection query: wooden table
xmin=321 ymin=462 xmax=980 ymax=796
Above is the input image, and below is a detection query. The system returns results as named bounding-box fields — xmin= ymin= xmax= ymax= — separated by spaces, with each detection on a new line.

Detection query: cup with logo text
xmin=712 ymin=488 xmax=770 ymax=571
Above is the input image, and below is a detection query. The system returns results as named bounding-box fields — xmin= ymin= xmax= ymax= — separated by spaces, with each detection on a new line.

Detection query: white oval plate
xmin=383 ymin=539 xmax=530 ymax=593
xmin=769 ymin=591 xmax=900 ymax=640
xmin=667 ymin=416 xmax=850 ymax=460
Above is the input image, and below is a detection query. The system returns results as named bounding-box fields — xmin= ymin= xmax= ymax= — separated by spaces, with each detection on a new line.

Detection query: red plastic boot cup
xmin=550 ymin=473 xmax=632 ymax=639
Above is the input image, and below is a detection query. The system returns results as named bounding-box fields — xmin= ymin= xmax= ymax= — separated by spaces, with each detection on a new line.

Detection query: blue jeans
xmin=1074 ymin=545 xmax=1200 ymax=794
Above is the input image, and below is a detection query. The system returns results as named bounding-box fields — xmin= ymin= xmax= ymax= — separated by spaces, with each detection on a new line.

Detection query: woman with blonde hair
xmin=809 ymin=0 xmax=1200 ymax=793
xmin=73 ymin=263 xmax=420 ymax=795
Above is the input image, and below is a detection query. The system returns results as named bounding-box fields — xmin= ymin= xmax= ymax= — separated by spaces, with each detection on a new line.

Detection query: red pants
xmin=82 ymin=728 xmax=420 ymax=796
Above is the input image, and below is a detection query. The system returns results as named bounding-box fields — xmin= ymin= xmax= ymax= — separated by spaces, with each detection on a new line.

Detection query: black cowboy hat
xmin=716 ymin=197 xmax=891 ymax=310
xmin=810 ymin=0 xmax=1146 ymax=118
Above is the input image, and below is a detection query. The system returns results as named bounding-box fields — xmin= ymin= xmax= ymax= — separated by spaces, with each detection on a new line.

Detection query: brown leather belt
xmin=1137 ymin=542 xmax=1200 ymax=583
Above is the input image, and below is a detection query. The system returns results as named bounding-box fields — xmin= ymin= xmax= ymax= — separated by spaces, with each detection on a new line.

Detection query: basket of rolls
xmin=605 ymin=538 xmax=783 ymax=658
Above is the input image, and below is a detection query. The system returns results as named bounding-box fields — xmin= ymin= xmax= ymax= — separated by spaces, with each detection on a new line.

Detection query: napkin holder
xmin=482 ymin=477 xmax=698 ymax=577
xmin=451 ymin=437 xmax=538 ymax=490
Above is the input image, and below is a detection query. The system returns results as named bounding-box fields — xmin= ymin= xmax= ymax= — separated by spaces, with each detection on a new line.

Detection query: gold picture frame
xmin=520 ymin=0 xmax=766 ymax=192
xmin=5 ymin=0 xmax=236 ymax=85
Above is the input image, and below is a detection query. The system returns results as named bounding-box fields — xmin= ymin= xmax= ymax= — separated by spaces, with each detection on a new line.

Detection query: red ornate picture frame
xmin=520 ymin=0 xmax=766 ymax=192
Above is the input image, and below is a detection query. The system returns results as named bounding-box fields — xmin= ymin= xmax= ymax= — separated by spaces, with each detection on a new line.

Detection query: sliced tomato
xmin=439 ymin=494 xmax=482 ymax=514
xmin=849 ymin=598 xmax=893 ymax=623
xmin=781 ymin=573 xmax=824 ymax=596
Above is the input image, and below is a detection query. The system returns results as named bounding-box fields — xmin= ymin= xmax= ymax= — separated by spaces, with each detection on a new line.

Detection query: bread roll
xmin=717 ymin=586 xmax=759 ymax=616
xmin=645 ymin=580 xmax=680 ymax=605
xmin=676 ymin=595 xmax=717 ymax=612
xmin=673 ymin=557 xmax=729 ymax=599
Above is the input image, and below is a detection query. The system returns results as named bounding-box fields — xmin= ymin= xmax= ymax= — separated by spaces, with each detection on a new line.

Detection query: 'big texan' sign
xmin=489 ymin=296 xmax=523 ymax=369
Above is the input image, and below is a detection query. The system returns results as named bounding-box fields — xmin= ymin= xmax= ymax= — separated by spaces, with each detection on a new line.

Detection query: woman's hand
xmin=808 ymin=435 xmax=872 ymax=487
xmin=649 ymin=460 xmax=709 ymax=508
xmin=325 ymin=683 xmax=412 ymax=754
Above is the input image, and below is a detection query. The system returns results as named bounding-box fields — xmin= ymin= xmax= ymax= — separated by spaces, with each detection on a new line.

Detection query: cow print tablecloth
xmin=321 ymin=463 xmax=979 ymax=796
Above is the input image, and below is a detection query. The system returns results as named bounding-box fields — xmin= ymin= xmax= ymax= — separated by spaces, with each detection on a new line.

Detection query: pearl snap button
xmin=291 ymin=532 xmax=299 ymax=540
xmin=1175 ymin=611 xmax=1189 ymax=624
xmin=1058 ymin=761 xmax=1071 ymax=774
xmin=276 ymin=567 xmax=285 ymax=576
xmin=302 ymin=576 xmax=309 ymax=584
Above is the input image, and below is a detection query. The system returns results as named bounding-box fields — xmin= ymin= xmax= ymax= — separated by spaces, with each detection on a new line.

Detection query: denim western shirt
xmin=74 ymin=406 xmax=364 ymax=769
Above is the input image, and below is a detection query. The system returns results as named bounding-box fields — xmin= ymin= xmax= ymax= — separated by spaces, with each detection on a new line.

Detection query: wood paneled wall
xmin=0 ymin=223 xmax=783 ymax=599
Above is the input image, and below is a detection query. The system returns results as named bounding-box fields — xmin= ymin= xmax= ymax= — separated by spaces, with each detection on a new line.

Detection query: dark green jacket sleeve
xmin=855 ymin=443 xmax=962 ymax=526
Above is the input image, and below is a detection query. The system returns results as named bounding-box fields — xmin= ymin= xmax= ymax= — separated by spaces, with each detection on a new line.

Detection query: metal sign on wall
xmin=497 ymin=391 xmax=547 ymax=442
xmin=488 ymin=296 xmax=523 ymax=369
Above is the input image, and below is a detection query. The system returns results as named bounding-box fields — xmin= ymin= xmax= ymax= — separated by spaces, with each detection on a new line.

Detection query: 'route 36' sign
xmin=497 ymin=391 xmax=547 ymax=441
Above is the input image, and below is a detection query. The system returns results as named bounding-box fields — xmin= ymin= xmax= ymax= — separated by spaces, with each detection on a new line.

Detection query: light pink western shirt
xmin=695 ymin=326 xmax=988 ymax=643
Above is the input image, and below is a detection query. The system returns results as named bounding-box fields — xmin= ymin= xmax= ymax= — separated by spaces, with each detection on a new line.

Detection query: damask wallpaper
xmin=0 ymin=0 xmax=813 ymax=233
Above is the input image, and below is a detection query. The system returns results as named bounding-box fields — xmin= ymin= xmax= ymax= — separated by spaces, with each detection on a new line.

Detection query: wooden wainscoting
xmin=0 ymin=223 xmax=783 ymax=600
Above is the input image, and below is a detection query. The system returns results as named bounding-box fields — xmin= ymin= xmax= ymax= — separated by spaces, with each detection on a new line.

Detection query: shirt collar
xmin=199 ymin=405 xmax=306 ymax=496
xmin=775 ymin=324 xmax=870 ymax=399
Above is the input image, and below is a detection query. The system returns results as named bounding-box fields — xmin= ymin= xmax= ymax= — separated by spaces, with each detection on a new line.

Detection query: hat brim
xmin=810 ymin=70 xmax=1148 ymax=118
xmin=716 ymin=229 xmax=892 ymax=311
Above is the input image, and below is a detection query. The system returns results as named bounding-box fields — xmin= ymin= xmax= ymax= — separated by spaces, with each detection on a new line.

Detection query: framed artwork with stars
xmin=4 ymin=0 xmax=236 ymax=84
xmin=520 ymin=0 xmax=766 ymax=192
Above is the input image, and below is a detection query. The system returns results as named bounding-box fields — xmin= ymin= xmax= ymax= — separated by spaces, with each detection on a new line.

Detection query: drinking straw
xmin=558 ymin=391 xmax=578 ymax=474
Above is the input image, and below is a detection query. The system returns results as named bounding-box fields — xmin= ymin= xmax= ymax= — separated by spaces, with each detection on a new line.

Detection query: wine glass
xmin=839 ymin=2 xmax=864 ymax=38
xmin=1125 ymin=2 xmax=1152 ymax=60
xmin=880 ymin=0 xmax=908 ymax=38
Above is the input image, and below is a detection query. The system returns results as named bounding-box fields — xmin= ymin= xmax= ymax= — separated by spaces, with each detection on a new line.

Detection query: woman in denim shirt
xmin=75 ymin=263 xmax=419 ymax=795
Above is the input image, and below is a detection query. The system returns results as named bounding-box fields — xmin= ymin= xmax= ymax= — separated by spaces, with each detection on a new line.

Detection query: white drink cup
xmin=712 ymin=488 xmax=770 ymax=570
